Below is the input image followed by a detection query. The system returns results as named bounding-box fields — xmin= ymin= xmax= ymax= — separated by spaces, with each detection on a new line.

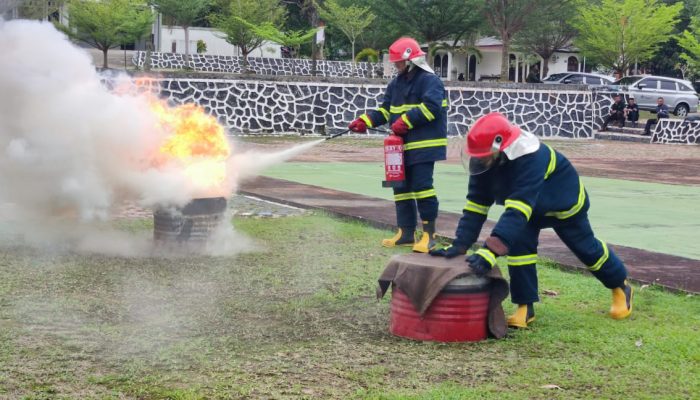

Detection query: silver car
xmin=542 ymin=72 xmax=615 ymax=88
xmin=608 ymin=75 xmax=699 ymax=117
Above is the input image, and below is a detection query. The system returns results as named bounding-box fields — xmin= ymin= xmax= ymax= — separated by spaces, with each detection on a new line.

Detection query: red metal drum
xmin=390 ymin=275 xmax=491 ymax=342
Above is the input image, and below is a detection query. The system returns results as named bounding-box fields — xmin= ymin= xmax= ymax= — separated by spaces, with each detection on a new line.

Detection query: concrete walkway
xmin=240 ymin=176 xmax=700 ymax=294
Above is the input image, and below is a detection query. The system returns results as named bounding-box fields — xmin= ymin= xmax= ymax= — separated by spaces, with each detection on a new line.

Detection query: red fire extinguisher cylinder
xmin=382 ymin=134 xmax=405 ymax=188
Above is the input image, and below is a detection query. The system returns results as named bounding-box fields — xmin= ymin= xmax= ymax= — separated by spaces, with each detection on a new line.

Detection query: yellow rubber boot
xmin=507 ymin=304 xmax=535 ymax=328
xmin=381 ymin=227 xmax=415 ymax=248
xmin=610 ymin=281 xmax=633 ymax=320
xmin=412 ymin=220 xmax=437 ymax=253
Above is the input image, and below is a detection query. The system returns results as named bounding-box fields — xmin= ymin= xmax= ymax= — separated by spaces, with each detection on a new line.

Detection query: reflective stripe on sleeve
xmin=544 ymin=145 xmax=556 ymax=180
xmin=475 ymin=248 xmax=497 ymax=266
xmin=359 ymin=114 xmax=373 ymax=128
xmin=377 ymin=107 xmax=390 ymax=121
xmin=418 ymin=103 xmax=435 ymax=121
xmin=464 ymin=200 xmax=490 ymax=215
xmin=505 ymin=199 xmax=533 ymax=220
xmin=401 ymin=114 xmax=414 ymax=129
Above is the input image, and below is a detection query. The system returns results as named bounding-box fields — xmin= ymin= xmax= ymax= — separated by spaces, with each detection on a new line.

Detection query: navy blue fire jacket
xmin=361 ymin=68 xmax=448 ymax=166
xmin=454 ymin=144 xmax=588 ymax=250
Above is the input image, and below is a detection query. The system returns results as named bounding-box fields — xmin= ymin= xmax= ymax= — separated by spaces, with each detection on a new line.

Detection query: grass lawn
xmin=0 ymin=213 xmax=698 ymax=399
xmin=637 ymin=110 xmax=686 ymax=121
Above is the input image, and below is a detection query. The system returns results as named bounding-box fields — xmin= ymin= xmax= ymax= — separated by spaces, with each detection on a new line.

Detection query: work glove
xmin=348 ymin=117 xmax=367 ymax=133
xmin=466 ymin=236 xmax=508 ymax=276
xmin=390 ymin=116 xmax=410 ymax=135
xmin=466 ymin=249 xmax=495 ymax=276
xmin=429 ymin=243 xmax=468 ymax=258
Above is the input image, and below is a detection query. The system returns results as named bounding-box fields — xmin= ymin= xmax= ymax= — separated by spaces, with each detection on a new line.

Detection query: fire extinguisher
xmin=382 ymin=133 xmax=405 ymax=188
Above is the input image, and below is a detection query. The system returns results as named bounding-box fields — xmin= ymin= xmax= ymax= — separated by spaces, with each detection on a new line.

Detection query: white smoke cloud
xmin=0 ymin=20 xmax=320 ymax=256
xmin=227 ymin=138 xmax=324 ymax=183
xmin=0 ymin=20 xmax=188 ymax=215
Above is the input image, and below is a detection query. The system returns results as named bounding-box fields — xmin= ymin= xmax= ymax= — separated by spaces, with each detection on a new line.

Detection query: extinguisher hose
xmin=325 ymin=127 xmax=390 ymax=141
xmin=325 ymin=129 xmax=351 ymax=140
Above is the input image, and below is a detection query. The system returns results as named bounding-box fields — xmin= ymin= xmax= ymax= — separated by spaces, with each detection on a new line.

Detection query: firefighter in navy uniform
xmin=348 ymin=37 xmax=448 ymax=253
xmin=430 ymin=112 xmax=633 ymax=327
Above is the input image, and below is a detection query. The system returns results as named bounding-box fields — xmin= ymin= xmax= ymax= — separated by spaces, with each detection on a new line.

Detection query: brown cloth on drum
xmin=377 ymin=253 xmax=510 ymax=339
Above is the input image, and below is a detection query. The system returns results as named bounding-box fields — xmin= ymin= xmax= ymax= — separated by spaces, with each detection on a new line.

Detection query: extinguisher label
xmin=385 ymin=145 xmax=402 ymax=152
xmin=386 ymin=153 xmax=403 ymax=165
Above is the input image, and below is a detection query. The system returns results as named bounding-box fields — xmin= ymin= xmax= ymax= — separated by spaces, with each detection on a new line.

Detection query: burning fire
xmin=151 ymin=101 xmax=231 ymax=192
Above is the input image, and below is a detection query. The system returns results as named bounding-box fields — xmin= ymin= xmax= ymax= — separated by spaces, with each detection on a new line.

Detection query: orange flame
xmin=151 ymin=101 xmax=231 ymax=190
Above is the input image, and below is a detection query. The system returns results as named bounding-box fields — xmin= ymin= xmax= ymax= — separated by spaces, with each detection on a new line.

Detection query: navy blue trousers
xmin=508 ymin=208 xmax=628 ymax=304
xmin=393 ymin=162 xmax=438 ymax=229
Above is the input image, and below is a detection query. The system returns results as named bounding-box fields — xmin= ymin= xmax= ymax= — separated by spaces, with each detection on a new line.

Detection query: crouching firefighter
xmin=348 ymin=36 xmax=448 ymax=253
xmin=430 ymin=112 xmax=633 ymax=327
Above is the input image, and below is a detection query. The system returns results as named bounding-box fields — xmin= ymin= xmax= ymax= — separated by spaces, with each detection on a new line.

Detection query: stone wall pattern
xmin=132 ymin=52 xmax=385 ymax=79
xmin=652 ymin=119 xmax=700 ymax=144
xmin=134 ymin=77 xmax=603 ymax=138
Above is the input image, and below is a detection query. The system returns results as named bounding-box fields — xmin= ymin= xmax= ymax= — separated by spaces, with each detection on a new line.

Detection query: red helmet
xmin=466 ymin=112 xmax=521 ymax=157
xmin=389 ymin=37 xmax=426 ymax=63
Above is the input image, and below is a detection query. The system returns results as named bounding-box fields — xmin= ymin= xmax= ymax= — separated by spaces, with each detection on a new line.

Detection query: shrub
xmin=355 ymin=48 xmax=379 ymax=63
xmin=197 ymin=40 xmax=207 ymax=54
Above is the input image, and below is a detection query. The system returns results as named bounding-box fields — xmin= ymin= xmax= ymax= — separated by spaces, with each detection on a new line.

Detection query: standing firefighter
xmin=348 ymin=37 xmax=448 ymax=253
xmin=430 ymin=112 xmax=633 ymax=327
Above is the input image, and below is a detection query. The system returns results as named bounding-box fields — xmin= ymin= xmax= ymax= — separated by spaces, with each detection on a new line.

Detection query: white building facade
xmin=154 ymin=23 xmax=281 ymax=58
xmin=431 ymin=37 xmax=587 ymax=82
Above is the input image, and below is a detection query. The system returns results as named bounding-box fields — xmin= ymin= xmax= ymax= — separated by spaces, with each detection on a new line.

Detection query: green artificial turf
xmin=262 ymin=162 xmax=700 ymax=260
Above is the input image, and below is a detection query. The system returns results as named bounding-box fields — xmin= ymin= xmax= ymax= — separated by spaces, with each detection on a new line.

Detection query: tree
xmin=151 ymin=0 xmax=210 ymax=68
xmin=241 ymin=21 xmax=317 ymax=55
xmin=650 ymin=0 xmax=700 ymax=78
xmin=370 ymin=0 xmax=484 ymax=51
xmin=236 ymin=19 xmax=317 ymax=71
xmin=573 ymin=0 xmax=682 ymax=76
xmin=513 ymin=0 xmax=578 ymax=77
xmin=209 ymin=0 xmax=287 ymax=68
xmin=57 ymin=0 xmax=153 ymax=68
xmin=319 ymin=0 xmax=398 ymax=58
xmin=17 ymin=0 xmax=66 ymax=20
xmin=367 ymin=0 xmax=484 ymax=76
xmin=283 ymin=0 xmax=324 ymax=60
xmin=678 ymin=17 xmax=700 ymax=79
xmin=316 ymin=0 xmax=375 ymax=62
xmin=482 ymin=0 xmax=545 ymax=81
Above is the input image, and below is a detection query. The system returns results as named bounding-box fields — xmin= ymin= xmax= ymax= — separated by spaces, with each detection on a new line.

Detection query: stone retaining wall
xmin=653 ymin=119 xmax=700 ymax=144
xmin=132 ymin=52 xmax=385 ymax=79
xmin=127 ymin=73 xmax=606 ymax=138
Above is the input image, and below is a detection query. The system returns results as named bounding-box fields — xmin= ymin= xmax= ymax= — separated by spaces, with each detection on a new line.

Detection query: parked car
xmin=606 ymin=75 xmax=698 ymax=117
xmin=542 ymin=72 xmax=615 ymax=87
